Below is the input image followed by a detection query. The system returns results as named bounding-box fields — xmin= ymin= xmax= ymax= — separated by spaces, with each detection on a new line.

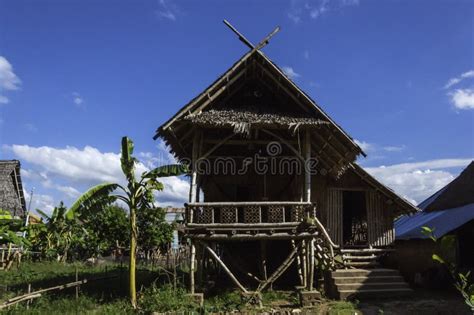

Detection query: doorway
xmin=342 ymin=191 xmax=368 ymax=246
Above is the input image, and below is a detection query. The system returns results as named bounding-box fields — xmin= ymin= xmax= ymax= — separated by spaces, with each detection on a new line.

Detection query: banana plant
xmin=35 ymin=202 xmax=86 ymax=262
xmin=68 ymin=136 xmax=188 ymax=308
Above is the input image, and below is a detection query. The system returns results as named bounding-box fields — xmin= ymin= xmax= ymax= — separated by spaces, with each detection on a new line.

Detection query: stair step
xmin=331 ymin=268 xmax=400 ymax=278
xmin=342 ymin=255 xmax=377 ymax=260
xmin=339 ymin=287 xmax=413 ymax=300
xmin=333 ymin=275 xmax=405 ymax=284
xmin=341 ymin=248 xmax=394 ymax=253
xmin=336 ymin=282 xmax=409 ymax=291
xmin=345 ymin=261 xmax=378 ymax=267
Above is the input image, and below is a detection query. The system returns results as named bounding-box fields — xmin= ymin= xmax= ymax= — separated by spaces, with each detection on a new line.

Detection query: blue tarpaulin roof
xmin=395 ymin=203 xmax=474 ymax=240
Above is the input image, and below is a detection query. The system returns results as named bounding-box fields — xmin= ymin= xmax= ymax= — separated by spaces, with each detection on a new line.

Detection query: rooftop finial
xmin=223 ymin=19 xmax=280 ymax=52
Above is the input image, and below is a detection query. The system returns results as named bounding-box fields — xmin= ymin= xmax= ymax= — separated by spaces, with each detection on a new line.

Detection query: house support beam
xmin=304 ymin=129 xmax=312 ymax=203
xmin=256 ymin=240 xmax=300 ymax=293
xmin=189 ymin=131 xmax=202 ymax=295
xmin=201 ymin=242 xmax=249 ymax=294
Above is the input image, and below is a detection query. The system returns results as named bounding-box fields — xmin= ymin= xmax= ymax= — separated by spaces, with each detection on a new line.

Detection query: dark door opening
xmin=342 ymin=191 xmax=368 ymax=246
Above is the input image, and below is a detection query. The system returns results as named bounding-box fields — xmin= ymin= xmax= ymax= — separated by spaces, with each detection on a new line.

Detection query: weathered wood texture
xmin=366 ymin=190 xmax=395 ymax=246
xmin=326 ymin=189 xmax=343 ymax=245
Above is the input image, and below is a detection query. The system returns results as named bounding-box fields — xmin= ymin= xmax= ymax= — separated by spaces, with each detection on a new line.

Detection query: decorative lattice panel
xmin=267 ymin=205 xmax=285 ymax=223
xmin=290 ymin=205 xmax=305 ymax=222
xmin=220 ymin=207 xmax=238 ymax=223
xmin=194 ymin=207 xmax=214 ymax=224
xmin=243 ymin=206 xmax=261 ymax=223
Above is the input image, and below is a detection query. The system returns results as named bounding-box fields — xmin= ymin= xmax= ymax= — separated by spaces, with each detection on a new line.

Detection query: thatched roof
xmin=154 ymin=49 xmax=365 ymax=173
xmin=424 ymin=161 xmax=474 ymax=212
xmin=184 ymin=108 xmax=329 ymax=136
xmin=0 ymin=160 xmax=26 ymax=217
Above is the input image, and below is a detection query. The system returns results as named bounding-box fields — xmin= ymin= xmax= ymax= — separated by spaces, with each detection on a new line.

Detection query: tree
xmin=0 ymin=209 xmax=29 ymax=270
xmin=75 ymin=205 xmax=129 ymax=258
xmin=35 ymin=202 xmax=84 ymax=262
xmin=422 ymin=226 xmax=474 ymax=311
xmin=137 ymin=207 xmax=174 ymax=260
xmin=69 ymin=137 xmax=188 ymax=308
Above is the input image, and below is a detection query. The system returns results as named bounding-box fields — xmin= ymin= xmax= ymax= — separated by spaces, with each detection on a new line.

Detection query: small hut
xmin=394 ymin=161 xmax=474 ymax=284
xmin=154 ymin=22 xmax=418 ymax=303
xmin=0 ymin=160 xmax=26 ymax=218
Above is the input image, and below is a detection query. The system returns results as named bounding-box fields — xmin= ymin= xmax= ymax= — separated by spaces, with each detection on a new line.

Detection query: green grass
xmin=3 ymin=261 xmax=359 ymax=314
xmin=0 ymin=261 xmax=191 ymax=314
xmin=327 ymin=300 xmax=361 ymax=315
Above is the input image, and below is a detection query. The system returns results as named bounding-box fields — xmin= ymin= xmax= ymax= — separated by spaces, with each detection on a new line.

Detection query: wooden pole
xmin=307 ymin=239 xmax=315 ymax=291
xmin=260 ymin=241 xmax=268 ymax=282
xmin=304 ymin=129 xmax=311 ymax=203
xmin=190 ymin=242 xmax=196 ymax=294
xmin=301 ymin=240 xmax=307 ymax=288
xmin=75 ymin=267 xmax=79 ymax=299
xmin=256 ymin=242 xmax=300 ymax=293
xmin=201 ymin=242 xmax=249 ymax=293
xmin=26 ymin=284 xmax=31 ymax=310
xmin=292 ymin=240 xmax=304 ymax=286
xmin=189 ymin=132 xmax=200 ymax=205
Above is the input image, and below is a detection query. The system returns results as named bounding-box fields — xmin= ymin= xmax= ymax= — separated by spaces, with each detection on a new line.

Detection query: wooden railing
xmin=185 ymin=202 xmax=315 ymax=225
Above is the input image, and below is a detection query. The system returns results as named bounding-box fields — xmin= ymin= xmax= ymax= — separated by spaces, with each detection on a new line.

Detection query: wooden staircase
xmin=340 ymin=247 xmax=391 ymax=268
xmin=326 ymin=268 xmax=413 ymax=300
xmin=325 ymin=247 xmax=413 ymax=300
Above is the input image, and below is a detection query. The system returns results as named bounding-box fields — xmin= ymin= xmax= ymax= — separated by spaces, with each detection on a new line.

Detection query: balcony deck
xmin=184 ymin=201 xmax=318 ymax=240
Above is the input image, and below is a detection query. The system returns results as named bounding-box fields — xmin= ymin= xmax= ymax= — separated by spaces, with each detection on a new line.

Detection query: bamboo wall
xmin=366 ymin=190 xmax=395 ymax=246
xmin=316 ymin=169 xmax=396 ymax=248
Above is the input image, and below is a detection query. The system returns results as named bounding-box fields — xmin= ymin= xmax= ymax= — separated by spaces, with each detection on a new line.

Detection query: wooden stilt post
xmin=256 ymin=242 xmax=300 ymax=293
xmin=307 ymin=239 xmax=315 ymax=291
xmin=260 ymin=240 xmax=268 ymax=282
xmin=189 ymin=131 xmax=200 ymax=294
xmin=292 ymin=240 xmax=304 ymax=286
xmin=190 ymin=243 xmax=196 ymax=294
xmin=304 ymin=129 xmax=312 ymax=203
xmin=196 ymin=243 xmax=203 ymax=286
xmin=201 ymin=242 xmax=249 ymax=293
xmin=301 ymin=240 xmax=307 ymax=288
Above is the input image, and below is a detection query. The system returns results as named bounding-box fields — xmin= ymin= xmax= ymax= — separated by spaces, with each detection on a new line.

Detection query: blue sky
xmin=0 ymin=0 xmax=473 ymax=213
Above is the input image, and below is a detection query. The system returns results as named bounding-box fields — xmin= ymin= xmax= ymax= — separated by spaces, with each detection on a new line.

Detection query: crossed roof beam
xmin=223 ymin=19 xmax=280 ymax=52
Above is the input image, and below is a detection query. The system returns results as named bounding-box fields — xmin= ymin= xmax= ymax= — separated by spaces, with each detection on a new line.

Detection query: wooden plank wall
xmin=366 ymin=190 xmax=395 ymax=246
xmin=326 ymin=189 xmax=343 ymax=245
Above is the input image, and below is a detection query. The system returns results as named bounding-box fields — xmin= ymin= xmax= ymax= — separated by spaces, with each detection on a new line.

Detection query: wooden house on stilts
xmin=154 ymin=22 xmax=418 ymax=304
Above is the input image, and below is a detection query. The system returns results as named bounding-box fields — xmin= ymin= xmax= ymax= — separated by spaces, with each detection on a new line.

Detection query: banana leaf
xmin=66 ymin=183 xmax=119 ymax=220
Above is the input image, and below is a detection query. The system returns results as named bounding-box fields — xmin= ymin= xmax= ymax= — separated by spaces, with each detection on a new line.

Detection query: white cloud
xmin=364 ymin=158 xmax=472 ymax=204
xmin=383 ymin=145 xmax=405 ymax=152
xmin=0 ymin=56 xmax=21 ymax=104
xmin=355 ymin=140 xmax=406 ymax=155
xmin=24 ymin=189 xmax=55 ymax=215
xmin=282 ymin=66 xmax=301 ymax=80
xmin=308 ymin=0 xmax=329 ymax=19
xmin=444 ymin=70 xmax=474 ymax=89
xmin=288 ymin=12 xmax=302 ymax=24
xmin=7 ymin=143 xmax=189 ymax=207
xmin=157 ymin=0 xmax=178 ymax=21
xmin=289 ymin=0 xmax=359 ymax=23
xmin=72 ymin=92 xmax=84 ymax=108
xmin=0 ymin=95 xmax=9 ymax=104
xmin=56 ymin=186 xmax=81 ymax=198
xmin=354 ymin=139 xmax=374 ymax=152
xmin=450 ymin=88 xmax=474 ymax=109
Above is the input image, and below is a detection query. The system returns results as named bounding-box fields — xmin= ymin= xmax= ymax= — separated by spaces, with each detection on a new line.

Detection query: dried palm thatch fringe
xmin=185 ymin=109 xmax=328 ymax=136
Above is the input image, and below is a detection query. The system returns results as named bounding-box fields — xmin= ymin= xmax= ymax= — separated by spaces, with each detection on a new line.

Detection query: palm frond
xmin=121 ymin=136 xmax=136 ymax=182
xmin=36 ymin=209 xmax=51 ymax=221
xmin=66 ymin=183 xmax=119 ymax=220
xmin=143 ymin=164 xmax=189 ymax=179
